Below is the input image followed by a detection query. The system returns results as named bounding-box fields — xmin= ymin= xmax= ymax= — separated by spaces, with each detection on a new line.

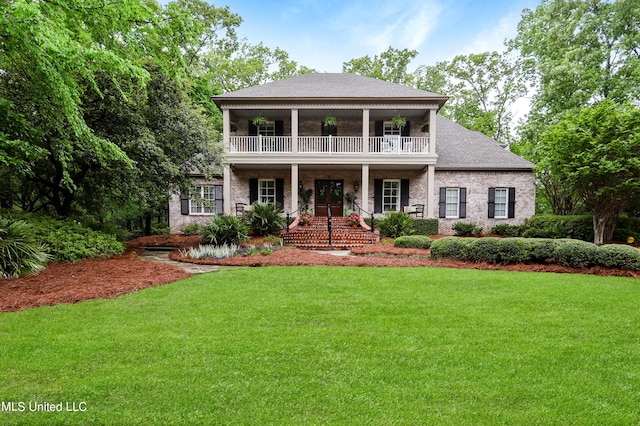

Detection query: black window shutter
xmin=488 ymin=188 xmax=496 ymax=218
xmin=374 ymin=179 xmax=383 ymax=213
xmin=400 ymin=179 xmax=409 ymax=210
xmin=439 ymin=187 xmax=446 ymax=218
xmin=401 ymin=121 xmax=411 ymax=137
xmin=459 ymin=187 xmax=467 ymax=218
xmin=275 ymin=120 xmax=285 ymax=136
xmin=374 ymin=121 xmax=383 ymax=137
xmin=276 ymin=178 xmax=284 ymax=208
xmin=508 ymin=187 xmax=516 ymax=218
xmin=322 ymin=123 xmax=337 ymax=136
xmin=180 ymin=191 xmax=189 ymax=215
xmin=214 ymin=185 xmax=224 ymax=214
xmin=248 ymin=120 xmax=258 ymax=136
xmin=249 ymin=178 xmax=258 ymax=204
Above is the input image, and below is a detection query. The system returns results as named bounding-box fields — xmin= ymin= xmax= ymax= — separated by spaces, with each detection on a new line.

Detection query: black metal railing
xmin=326 ymin=203 xmax=332 ymax=246
xmin=285 ymin=207 xmax=301 ymax=234
xmin=353 ymin=201 xmax=375 ymax=232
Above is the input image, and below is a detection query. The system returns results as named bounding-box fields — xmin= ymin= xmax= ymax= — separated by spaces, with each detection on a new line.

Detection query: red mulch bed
xmin=1 ymin=235 xmax=637 ymax=313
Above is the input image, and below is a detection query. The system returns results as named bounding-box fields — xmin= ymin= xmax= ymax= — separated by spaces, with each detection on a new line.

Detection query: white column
xmin=291 ymin=108 xmax=298 ymax=154
xmin=361 ymin=164 xmax=369 ymax=212
xmin=291 ymin=163 xmax=299 ymax=212
xmin=362 ymin=109 xmax=369 ymax=153
xmin=427 ymin=165 xmax=435 ymax=218
xmin=429 ymin=109 xmax=437 ymax=155
xmin=223 ymin=109 xmax=230 ymax=151
xmin=223 ymin=165 xmax=231 ymax=215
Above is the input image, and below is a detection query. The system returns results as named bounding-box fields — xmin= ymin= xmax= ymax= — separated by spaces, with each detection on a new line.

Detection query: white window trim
xmin=383 ymin=179 xmax=401 ymax=212
xmin=445 ymin=187 xmax=460 ymax=219
xmin=494 ymin=187 xmax=509 ymax=219
xmin=258 ymin=178 xmax=276 ymax=205
xmin=190 ymin=185 xmax=216 ymax=215
xmin=257 ymin=121 xmax=276 ymax=136
xmin=383 ymin=121 xmax=401 ymax=135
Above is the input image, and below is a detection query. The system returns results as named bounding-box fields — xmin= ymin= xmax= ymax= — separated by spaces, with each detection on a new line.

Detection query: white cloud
xmin=461 ymin=12 xmax=520 ymax=55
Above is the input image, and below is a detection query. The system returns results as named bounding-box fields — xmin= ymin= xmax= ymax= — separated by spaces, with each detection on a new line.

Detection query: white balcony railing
xmin=369 ymin=136 xmax=430 ymax=154
xmin=229 ymin=136 xmax=430 ymax=154
xmin=298 ymin=136 xmax=363 ymax=153
xmin=229 ymin=136 xmax=291 ymax=153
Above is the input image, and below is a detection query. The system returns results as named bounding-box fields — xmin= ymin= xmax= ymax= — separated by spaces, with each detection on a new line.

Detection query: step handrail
xmin=285 ymin=207 xmax=302 ymax=234
xmin=353 ymin=201 xmax=375 ymax=232
xmin=327 ymin=203 xmax=332 ymax=246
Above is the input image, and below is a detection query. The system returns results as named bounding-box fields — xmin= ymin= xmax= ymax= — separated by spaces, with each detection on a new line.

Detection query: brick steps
xmin=281 ymin=217 xmax=380 ymax=250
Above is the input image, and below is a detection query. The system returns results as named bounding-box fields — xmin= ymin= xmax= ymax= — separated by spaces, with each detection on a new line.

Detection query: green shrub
xmin=201 ymin=215 xmax=249 ymax=246
xmin=411 ymin=219 xmax=439 ymax=235
xmin=21 ymin=215 xmax=124 ymax=263
xmin=553 ymin=240 xmax=599 ymax=268
xmin=467 ymin=238 xmax=501 ymax=263
xmin=526 ymin=238 xmax=564 ymax=263
xmin=377 ymin=211 xmax=414 ymax=238
xmin=245 ymin=203 xmax=286 ymax=236
xmin=452 ymin=221 xmax=483 ymax=237
xmin=490 ymin=224 xmax=524 ymax=237
xmin=596 ymin=244 xmax=640 ymax=270
xmin=430 ymin=237 xmax=469 ymax=260
xmin=498 ymin=238 xmax=532 ymax=264
xmin=394 ymin=235 xmax=432 ymax=249
xmin=522 ymin=215 xmax=593 ymax=241
xmin=181 ymin=223 xmax=203 ymax=236
xmin=0 ymin=218 xmax=52 ymax=277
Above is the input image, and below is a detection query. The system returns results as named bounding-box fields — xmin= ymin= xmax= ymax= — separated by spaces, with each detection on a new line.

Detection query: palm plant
xmin=244 ymin=203 xmax=286 ymax=236
xmin=0 ymin=217 xmax=52 ymax=278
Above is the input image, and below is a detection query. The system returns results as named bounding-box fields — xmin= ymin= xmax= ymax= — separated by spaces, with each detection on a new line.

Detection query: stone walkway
xmin=139 ymin=250 xmax=218 ymax=274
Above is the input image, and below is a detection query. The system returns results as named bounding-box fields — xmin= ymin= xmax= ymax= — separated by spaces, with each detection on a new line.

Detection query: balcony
xmin=229 ymin=135 xmax=430 ymax=154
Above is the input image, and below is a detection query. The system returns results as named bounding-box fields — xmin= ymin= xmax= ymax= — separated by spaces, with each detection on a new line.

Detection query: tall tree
xmin=415 ymin=52 xmax=526 ymax=145
xmin=343 ymin=47 xmax=418 ymax=85
xmin=540 ymin=100 xmax=640 ymax=244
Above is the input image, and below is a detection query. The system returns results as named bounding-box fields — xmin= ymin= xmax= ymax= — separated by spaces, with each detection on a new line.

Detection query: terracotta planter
xmin=352 ymin=224 xmax=358 ymax=228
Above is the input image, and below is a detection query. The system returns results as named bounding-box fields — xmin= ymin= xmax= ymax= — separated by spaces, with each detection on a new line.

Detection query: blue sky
xmin=225 ymin=0 xmax=542 ymax=72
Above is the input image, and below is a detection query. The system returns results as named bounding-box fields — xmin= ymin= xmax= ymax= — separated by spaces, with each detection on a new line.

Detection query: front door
xmin=315 ymin=180 xmax=343 ymax=217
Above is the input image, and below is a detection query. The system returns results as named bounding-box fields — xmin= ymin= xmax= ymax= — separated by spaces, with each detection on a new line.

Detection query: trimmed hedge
xmin=430 ymin=237 xmax=469 ymax=260
xmin=452 ymin=222 xmax=483 ymax=237
xmin=429 ymin=236 xmax=640 ymax=270
xmin=411 ymin=219 xmax=439 ymax=236
xmin=394 ymin=235 xmax=432 ymax=249
xmin=521 ymin=215 xmax=593 ymax=241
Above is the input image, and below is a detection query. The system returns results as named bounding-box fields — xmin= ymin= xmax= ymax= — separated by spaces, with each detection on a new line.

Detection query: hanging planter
xmin=252 ymin=115 xmax=269 ymax=127
xmin=391 ymin=115 xmax=407 ymax=131
xmin=323 ymin=116 xmax=338 ymax=128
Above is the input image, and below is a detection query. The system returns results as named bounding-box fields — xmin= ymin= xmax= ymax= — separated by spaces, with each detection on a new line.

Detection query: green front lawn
xmin=1 ymin=267 xmax=639 ymax=425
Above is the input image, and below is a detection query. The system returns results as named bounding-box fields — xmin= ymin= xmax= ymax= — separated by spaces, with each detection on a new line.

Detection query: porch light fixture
xmin=353 ymin=181 xmax=359 ymax=193
xmin=299 ymin=181 xmax=303 ymax=190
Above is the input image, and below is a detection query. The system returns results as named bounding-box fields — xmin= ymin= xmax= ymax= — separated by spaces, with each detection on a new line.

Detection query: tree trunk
xmin=593 ymin=215 xmax=608 ymax=245
xmin=144 ymin=212 xmax=152 ymax=236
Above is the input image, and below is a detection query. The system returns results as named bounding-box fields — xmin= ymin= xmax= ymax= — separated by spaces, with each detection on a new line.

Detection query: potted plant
xmin=344 ymin=191 xmax=356 ymax=211
xmin=300 ymin=211 xmax=313 ymax=226
xmin=391 ymin=115 xmax=407 ymax=131
xmin=299 ymin=185 xmax=313 ymax=211
xmin=347 ymin=211 xmax=360 ymax=228
xmin=323 ymin=116 xmax=338 ymax=128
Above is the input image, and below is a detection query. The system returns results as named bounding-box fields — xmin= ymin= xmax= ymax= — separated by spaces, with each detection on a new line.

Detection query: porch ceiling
xmin=229 ymin=108 xmax=430 ymax=121
xmin=229 ymin=163 xmax=428 ymax=171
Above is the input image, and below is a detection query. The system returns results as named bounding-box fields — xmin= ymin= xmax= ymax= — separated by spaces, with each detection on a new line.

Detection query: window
xmin=439 ymin=187 xmax=467 ymax=219
xmin=190 ymin=185 xmax=216 ymax=214
xmin=445 ymin=188 xmax=460 ymax=218
xmin=259 ymin=179 xmax=276 ymax=204
xmin=494 ymin=188 xmax=508 ymax=218
xmin=383 ymin=121 xmax=401 ymax=135
xmin=488 ymin=187 xmax=515 ymax=219
xmin=257 ymin=121 xmax=275 ymax=136
xmin=383 ymin=179 xmax=400 ymax=211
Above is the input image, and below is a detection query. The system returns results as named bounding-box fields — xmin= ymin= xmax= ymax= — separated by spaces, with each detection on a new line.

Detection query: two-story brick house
xmin=169 ymin=73 xmax=535 ymax=235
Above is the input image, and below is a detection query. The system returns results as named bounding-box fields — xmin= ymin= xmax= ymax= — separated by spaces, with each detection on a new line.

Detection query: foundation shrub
xmin=181 ymin=223 xmax=203 ymax=235
xmin=394 ymin=235 xmax=432 ymax=249
xmin=429 ymin=237 xmax=469 ymax=260
xmin=522 ymin=215 xmax=593 ymax=241
xmin=498 ymin=238 xmax=533 ymax=264
xmin=553 ymin=240 xmax=599 ymax=268
xmin=490 ymin=224 xmax=525 ymax=237
xmin=244 ymin=203 xmax=286 ymax=236
xmin=377 ymin=211 xmax=414 ymax=238
xmin=526 ymin=238 xmax=564 ymax=263
xmin=411 ymin=219 xmax=439 ymax=235
xmin=452 ymin=221 xmax=483 ymax=237
xmin=596 ymin=244 xmax=640 ymax=270
xmin=201 ymin=215 xmax=249 ymax=246
xmin=467 ymin=238 xmax=501 ymax=263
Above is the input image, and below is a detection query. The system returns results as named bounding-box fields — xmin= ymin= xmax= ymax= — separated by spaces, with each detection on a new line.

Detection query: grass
xmin=1 ymin=266 xmax=640 ymax=425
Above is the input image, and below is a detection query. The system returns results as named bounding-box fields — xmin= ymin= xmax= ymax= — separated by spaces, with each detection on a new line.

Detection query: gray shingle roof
xmin=436 ymin=115 xmax=534 ymax=171
xmin=214 ymin=72 xmax=447 ymax=101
